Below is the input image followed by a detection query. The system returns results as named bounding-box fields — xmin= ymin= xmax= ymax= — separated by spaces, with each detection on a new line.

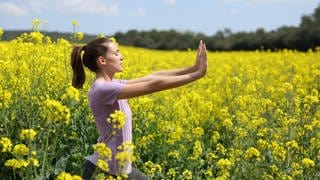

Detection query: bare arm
xmin=118 ymin=73 xmax=202 ymax=99
xmin=118 ymin=40 xmax=207 ymax=99
xmin=126 ymin=66 xmax=197 ymax=84
xmin=127 ymin=40 xmax=204 ymax=84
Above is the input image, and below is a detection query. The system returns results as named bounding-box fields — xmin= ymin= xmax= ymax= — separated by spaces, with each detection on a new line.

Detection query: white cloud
xmin=55 ymin=0 xmax=119 ymax=15
xmin=0 ymin=2 xmax=28 ymax=16
xmin=163 ymin=0 xmax=176 ymax=5
xmin=131 ymin=7 xmax=147 ymax=17
xmin=26 ymin=0 xmax=47 ymax=13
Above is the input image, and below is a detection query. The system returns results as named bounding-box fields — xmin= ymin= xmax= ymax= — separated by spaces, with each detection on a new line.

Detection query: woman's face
xmin=104 ymin=42 xmax=124 ymax=73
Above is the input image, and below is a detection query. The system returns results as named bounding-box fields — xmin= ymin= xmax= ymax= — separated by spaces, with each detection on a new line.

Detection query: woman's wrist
xmin=191 ymin=70 xmax=204 ymax=80
xmin=191 ymin=64 xmax=199 ymax=72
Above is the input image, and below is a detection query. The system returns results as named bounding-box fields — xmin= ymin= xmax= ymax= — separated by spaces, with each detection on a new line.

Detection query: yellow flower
xmin=72 ymin=175 xmax=82 ymax=180
xmin=108 ymin=37 xmax=119 ymax=46
xmin=40 ymin=99 xmax=71 ymax=124
xmin=304 ymin=89 xmax=319 ymax=104
xmin=71 ymin=20 xmax=78 ymax=27
xmin=0 ymin=27 xmax=3 ymax=38
xmin=56 ymin=172 xmax=82 ymax=180
xmin=230 ymin=77 xmax=241 ymax=87
xmin=109 ymin=37 xmax=117 ymax=43
xmin=137 ymin=134 xmax=154 ymax=149
xmin=270 ymin=164 xmax=279 ymax=174
xmin=211 ymin=131 xmax=221 ymax=144
xmin=28 ymin=31 xmax=44 ymax=44
xmin=167 ymin=126 xmax=183 ymax=144
xmin=281 ymin=82 xmax=293 ymax=93
xmin=270 ymin=142 xmax=286 ymax=161
xmin=311 ymin=118 xmax=320 ymax=128
xmin=143 ymin=161 xmax=162 ymax=175
xmin=168 ymin=150 xmax=179 ymax=159
xmin=57 ymin=37 xmax=71 ymax=46
xmin=301 ymin=158 xmax=315 ymax=168
xmin=284 ymin=118 xmax=298 ymax=127
xmin=206 ymin=152 xmax=218 ymax=162
xmin=192 ymin=127 xmax=204 ymax=138
xmin=93 ymin=143 xmax=112 ymax=160
xmin=28 ymin=158 xmax=39 ymax=167
xmin=310 ymin=137 xmax=320 ymax=150
xmin=235 ymin=127 xmax=248 ymax=138
xmin=304 ymin=124 xmax=313 ymax=131
xmin=97 ymin=34 xmax=106 ymax=38
xmin=74 ymin=32 xmax=84 ymax=42
xmin=106 ymin=110 xmax=126 ymax=135
xmin=61 ymin=86 xmax=80 ymax=102
xmin=20 ymin=129 xmax=37 ymax=141
xmin=32 ymin=18 xmax=40 ymax=31
xmin=0 ymin=89 xmax=12 ymax=109
xmin=181 ymin=169 xmax=192 ymax=180
xmin=190 ymin=140 xmax=202 ymax=160
xmin=222 ymin=118 xmax=233 ymax=129
xmin=116 ymin=141 xmax=136 ymax=171
xmin=0 ymin=137 xmax=13 ymax=152
xmin=166 ymin=168 xmax=176 ymax=178
xmin=216 ymin=143 xmax=227 ymax=155
xmin=5 ymin=158 xmax=29 ymax=169
xmin=285 ymin=140 xmax=298 ymax=149
xmin=204 ymin=169 xmax=213 ymax=177
xmin=216 ymin=158 xmax=232 ymax=170
xmin=292 ymin=162 xmax=303 ymax=176
xmin=257 ymin=139 xmax=268 ymax=150
xmin=31 ymin=150 xmax=37 ymax=156
xmin=97 ymin=159 xmax=109 ymax=172
xmin=12 ymin=144 xmax=29 ymax=156
xmin=245 ymin=147 xmax=261 ymax=161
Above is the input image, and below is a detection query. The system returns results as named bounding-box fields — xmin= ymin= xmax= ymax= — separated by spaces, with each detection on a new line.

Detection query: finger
xmin=199 ymin=42 xmax=207 ymax=58
xmin=203 ymin=43 xmax=207 ymax=57
xmin=197 ymin=40 xmax=203 ymax=57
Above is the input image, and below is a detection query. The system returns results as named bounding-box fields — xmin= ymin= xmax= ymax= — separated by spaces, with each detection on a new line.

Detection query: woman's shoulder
xmin=91 ymin=79 xmax=125 ymax=92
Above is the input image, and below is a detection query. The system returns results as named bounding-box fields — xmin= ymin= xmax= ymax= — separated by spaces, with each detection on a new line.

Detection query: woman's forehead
xmin=104 ymin=42 xmax=118 ymax=51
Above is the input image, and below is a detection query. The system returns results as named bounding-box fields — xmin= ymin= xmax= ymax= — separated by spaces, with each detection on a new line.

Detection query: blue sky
xmin=0 ymin=0 xmax=319 ymax=36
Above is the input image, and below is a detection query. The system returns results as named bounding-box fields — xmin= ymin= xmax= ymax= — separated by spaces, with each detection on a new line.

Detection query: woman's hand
xmin=194 ymin=40 xmax=208 ymax=78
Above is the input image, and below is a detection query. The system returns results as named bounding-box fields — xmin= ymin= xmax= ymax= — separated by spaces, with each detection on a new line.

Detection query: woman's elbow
xmin=148 ymin=78 xmax=164 ymax=93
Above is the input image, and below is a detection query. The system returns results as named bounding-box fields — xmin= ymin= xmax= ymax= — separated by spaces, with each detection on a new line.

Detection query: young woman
xmin=71 ymin=37 xmax=207 ymax=179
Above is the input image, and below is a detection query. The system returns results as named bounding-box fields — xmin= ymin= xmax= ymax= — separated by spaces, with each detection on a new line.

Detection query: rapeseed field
xmin=1 ymin=29 xmax=320 ymax=179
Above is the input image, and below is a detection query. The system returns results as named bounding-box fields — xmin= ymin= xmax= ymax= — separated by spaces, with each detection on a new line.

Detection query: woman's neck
xmin=96 ymin=71 xmax=113 ymax=82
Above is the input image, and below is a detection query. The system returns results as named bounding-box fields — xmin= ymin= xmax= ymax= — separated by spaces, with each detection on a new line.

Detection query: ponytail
xmin=70 ymin=37 xmax=113 ymax=89
xmin=71 ymin=46 xmax=86 ymax=89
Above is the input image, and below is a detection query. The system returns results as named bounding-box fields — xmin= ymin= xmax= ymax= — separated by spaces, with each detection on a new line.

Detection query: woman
xmin=71 ymin=37 xmax=207 ymax=179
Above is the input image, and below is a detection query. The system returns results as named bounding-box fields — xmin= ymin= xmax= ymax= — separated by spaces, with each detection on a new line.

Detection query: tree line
xmin=2 ymin=4 xmax=320 ymax=51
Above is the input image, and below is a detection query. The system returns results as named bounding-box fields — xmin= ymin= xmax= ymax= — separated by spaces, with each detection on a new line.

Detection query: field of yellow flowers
xmin=1 ymin=30 xmax=320 ymax=180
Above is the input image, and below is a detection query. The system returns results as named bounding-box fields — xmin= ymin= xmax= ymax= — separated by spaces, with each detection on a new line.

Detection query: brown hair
xmin=71 ymin=38 xmax=112 ymax=89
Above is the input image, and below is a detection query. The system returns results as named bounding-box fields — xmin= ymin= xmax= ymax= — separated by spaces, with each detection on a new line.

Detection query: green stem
xmin=40 ymin=124 xmax=51 ymax=179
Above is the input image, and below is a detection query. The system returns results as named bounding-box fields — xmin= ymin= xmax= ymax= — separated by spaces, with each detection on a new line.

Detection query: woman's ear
xmin=97 ymin=56 xmax=107 ymax=66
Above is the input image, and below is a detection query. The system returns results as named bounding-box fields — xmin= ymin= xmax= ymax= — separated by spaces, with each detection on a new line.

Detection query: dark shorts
xmin=82 ymin=160 xmax=149 ymax=180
